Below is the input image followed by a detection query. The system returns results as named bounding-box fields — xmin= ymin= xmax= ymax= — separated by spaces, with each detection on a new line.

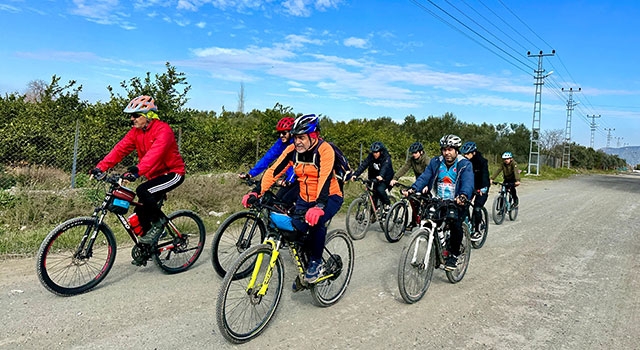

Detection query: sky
xmin=2 ymin=0 xmax=640 ymax=150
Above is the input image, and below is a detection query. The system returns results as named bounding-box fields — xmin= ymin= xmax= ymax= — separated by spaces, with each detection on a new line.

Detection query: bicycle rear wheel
xmin=211 ymin=211 xmax=267 ymax=278
xmin=471 ymin=206 xmax=489 ymax=249
xmin=311 ymin=229 xmax=355 ymax=307
xmin=492 ymin=195 xmax=506 ymax=225
xmin=154 ymin=210 xmax=206 ymax=274
xmin=509 ymin=197 xmax=519 ymax=221
xmin=384 ymin=200 xmax=409 ymax=243
xmin=346 ymin=197 xmax=371 ymax=240
xmin=397 ymin=229 xmax=435 ymax=304
xmin=216 ymin=244 xmax=284 ymax=344
xmin=36 ymin=217 xmax=116 ymax=296
xmin=446 ymin=222 xmax=471 ymax=283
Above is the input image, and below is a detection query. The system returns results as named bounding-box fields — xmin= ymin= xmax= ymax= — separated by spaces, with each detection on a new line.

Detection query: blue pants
xmin=292 ymin=194 xmax=344 ymax=261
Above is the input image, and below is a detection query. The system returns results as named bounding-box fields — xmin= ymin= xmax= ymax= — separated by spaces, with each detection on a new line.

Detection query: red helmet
xmin=276 ymin=117 xmax=295 ymax=132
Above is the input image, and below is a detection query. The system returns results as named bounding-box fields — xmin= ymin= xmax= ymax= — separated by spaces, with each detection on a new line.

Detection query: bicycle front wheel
xmin=216 ymin=244 xmax=284 ymax=344
xmin=471 ymin=206 xmax=489 ymax=249
xmin=492 ymin=195 xmax=506 ymax=225
xmin=154 ymin=210 xmax=206 ymax=274
xmin=384 ymin=200 xmax=409 ymax=243
xmin=397 ymin=229 xmax=435 ymax=304
xmin=311 ymin=229 xmax=355 ymax=307
xmin=346 ymin=197 xmax=371 ymax=240
xmin=36 ymin=217 xmax=117 ymax=296
xmin=446 ymin=222 xmax=471 ymax=283
xmin=211 ymin=211 xmax=267 ymax=278
xmin=509 ymin=198 xmax=519 ymax=221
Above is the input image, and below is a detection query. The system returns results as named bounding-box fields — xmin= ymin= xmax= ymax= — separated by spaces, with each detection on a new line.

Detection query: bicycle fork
xmin=411 ymin=226 xmax=435 ymax=269
xmin=247 ymin=239 xmax=280 ymax=296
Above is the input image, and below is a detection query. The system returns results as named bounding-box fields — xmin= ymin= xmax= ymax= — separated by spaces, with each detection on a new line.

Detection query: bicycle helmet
xmin=408 ymin=142 xmax=424 ymax=153
xmin=275 ymin=117 xmax=295 ymax=132
xmin=370 ymin=141 xmax=385 ymax=152
xmin=502 ymin=151 xmax=513 ymax=159
xmin=439 ymin=134 xmax=462 ymax=149
xmin=290 ymin=114 xmax=319 ymax=135
xmin=123 ymin=95 xmax=157 ymax=114
xmin=460 ymin=141 xmax=477 ymax=154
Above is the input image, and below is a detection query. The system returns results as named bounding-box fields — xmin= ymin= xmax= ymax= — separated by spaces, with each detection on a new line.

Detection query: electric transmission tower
xmin=527 ymin=50 xmax=555 ymax=175
xmin=604 ymin=128 xmax=615 ymax=148
xmin=561 ymin=87 xmax=580 ymax=168
xmin=587 ymin=114 xmax=601 ymax=149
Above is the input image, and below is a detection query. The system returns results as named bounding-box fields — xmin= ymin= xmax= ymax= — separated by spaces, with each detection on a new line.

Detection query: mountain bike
xmin=345 ymin=178 xmax=397 ymax=240
xmin=210 ymin=178 xmax=292 ymax=278
xmin=216 ymin=195 xmax=354 ymax=344
xmin=467 ymin=193 xmax=489 ymax=249
xmin=491 ymin=181 xmax=518 ymax=225
xmin=36 ymin=173 xmax=206 ymax=297
xmin=384 ymin=183 xmax=431 ymax=243
xmin=397 ymin=195 xmax=471 ymax=304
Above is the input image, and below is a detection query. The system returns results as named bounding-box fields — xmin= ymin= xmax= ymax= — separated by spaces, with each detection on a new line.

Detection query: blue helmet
xmin=460 ymin=141 xmax=477 ymax=154
xmin=370 ymin=141 xmax=385 ymax=152
xmin=409 ymin=142 xmax=424 ymax=153
xmin=291 ymin=114 xmax=319 ymax=135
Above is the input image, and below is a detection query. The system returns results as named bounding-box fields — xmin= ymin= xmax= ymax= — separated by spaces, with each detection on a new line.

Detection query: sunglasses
xmin=130 ymin=113 xmax=145 ymax=119
xmin=278 ymin=131 xmax=289 ymax=136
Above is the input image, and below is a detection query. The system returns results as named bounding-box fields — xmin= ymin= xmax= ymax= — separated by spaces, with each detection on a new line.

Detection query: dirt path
xmin=1 ymin=174 xmax=639 ymax=349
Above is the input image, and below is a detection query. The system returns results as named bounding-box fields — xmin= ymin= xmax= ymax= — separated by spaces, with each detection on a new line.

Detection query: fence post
xmin=70 ymin=120 xmax=80 ymax=188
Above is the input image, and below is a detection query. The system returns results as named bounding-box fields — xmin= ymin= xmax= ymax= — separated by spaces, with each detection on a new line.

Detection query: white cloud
xmin=343 ymin=37 xmax=368 ymax=49
xmin=0 ymin=4 xmax=20 ymax=13
xmin=287 ymin=81 xmax=304 ymax=87
xmin=196 ymin=21 xmax=206 ymax=28
xmin=289 ymin=87 xmax=308 ymax=92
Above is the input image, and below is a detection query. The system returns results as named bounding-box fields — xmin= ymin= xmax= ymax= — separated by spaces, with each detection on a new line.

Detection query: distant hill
xmin=602 ymin=146 xmax=640 ymax=167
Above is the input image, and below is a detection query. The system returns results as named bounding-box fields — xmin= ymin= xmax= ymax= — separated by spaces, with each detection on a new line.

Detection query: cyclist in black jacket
xmin=350 ymin=141 xmax=395 ymax=212
xmin=461 ymin=141 xmax=490 ymax=241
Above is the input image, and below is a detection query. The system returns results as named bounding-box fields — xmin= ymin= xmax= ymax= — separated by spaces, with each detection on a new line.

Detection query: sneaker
xmin=444 ymin=255 xmax=458 ymax=271
xmin=139 ymin=219 xmax=165 ymax=245
xmin=304 ymin=259 xmax=324 ymax=284
xmin=512 ymin=200 xmax=519 ymax=208
xmin=471 ymin=231 xmax=483 ymax=242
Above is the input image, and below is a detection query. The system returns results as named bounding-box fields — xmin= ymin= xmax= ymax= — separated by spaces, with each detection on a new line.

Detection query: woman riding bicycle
xmin=90 ymin=95 xmax=185 ymax=253
xmin=242 ymin=114 xmax=343 ymax=283
xmin=350 ymin=141 xmax=395 ymax=212
xmin=239 ymin=117 xmax=298 ymax=207
xmin=390 ymin=141 xmax=429 ymax=230
xmin=461 ymin=141 xmax=490 ymax=241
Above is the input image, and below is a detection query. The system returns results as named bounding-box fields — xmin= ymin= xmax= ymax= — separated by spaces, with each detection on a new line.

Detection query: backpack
xmin=316 ymin=140 xmax=351 ymax=187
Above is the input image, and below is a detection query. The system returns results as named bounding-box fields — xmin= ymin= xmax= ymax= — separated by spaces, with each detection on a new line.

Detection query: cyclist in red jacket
xmin=91 ymin=95 xmax=185 ymax=253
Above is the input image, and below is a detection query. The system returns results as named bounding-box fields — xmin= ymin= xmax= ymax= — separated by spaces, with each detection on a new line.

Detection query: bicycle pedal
xmin=292 ymin=276 xmax=307 ymax=293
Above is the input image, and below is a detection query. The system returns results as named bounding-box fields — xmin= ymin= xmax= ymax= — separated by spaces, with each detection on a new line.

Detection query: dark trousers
xmin=471 ymin=192 xmax=488 ymax=229
xmin=276 ymin=181 xmax=299 ymax=208
xmin=292 ymin=194 xmax=344 ymax=261
xmin=372 ymin=181 xmax=391 ymax=207
xmin=448 ymin=206 xmax=468 ymax=256
xmin=135 ymin=173 xmax=184 ymax=232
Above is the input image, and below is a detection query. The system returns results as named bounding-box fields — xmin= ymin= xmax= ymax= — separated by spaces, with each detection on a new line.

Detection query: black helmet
xmin=408 ymin=142 xmax=424 ymax=153
xmin=370 ymin=141 xmax=385 ymax=152
xmin=439 ymin=134 xmax=462 ymax=149
xmin=460 ymin=141 xmax=477 ymax=154
xmin=290 ymin=114 xmax=319 ymax=135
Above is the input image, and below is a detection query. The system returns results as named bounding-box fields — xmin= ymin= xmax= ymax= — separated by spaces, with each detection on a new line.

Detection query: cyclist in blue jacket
xmin=239 ymin=117 xmax=298 ymax=206
xmin=409 ymin=134 xmax=474 ymax=270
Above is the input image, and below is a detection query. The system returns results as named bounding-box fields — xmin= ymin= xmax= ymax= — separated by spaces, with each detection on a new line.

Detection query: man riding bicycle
xmin=350 ymin=141 xmax=395 ymax=213
xmin=461 ymin=141 xmax=490 ymax=241
xmin=90 ymin=95 xmax=185 ymax=254
xmin=491 ymin=151 xmax=521 ymax=208
xmin=390 ymin=141 xmax=429 ymax=230
xmin=407 ymin=134 xmax=473 ymax=270
xmin=242 ymin=114 xmax=343 ymax=284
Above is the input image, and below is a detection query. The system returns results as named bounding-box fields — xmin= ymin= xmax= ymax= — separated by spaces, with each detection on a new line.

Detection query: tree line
xmin=0 ymin=63 xmax=627 ymax=187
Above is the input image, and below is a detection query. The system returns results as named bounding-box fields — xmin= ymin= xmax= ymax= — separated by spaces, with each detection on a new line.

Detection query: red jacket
xmin=97 ymin=120 xmax=185 ymax=180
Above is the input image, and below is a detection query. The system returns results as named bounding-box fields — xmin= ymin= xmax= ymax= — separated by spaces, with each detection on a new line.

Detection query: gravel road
xmin=1 ymin=173 xmax=639 ymax=349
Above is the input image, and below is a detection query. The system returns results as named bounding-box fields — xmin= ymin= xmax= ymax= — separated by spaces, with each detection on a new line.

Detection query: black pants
xmin=471 ymin=192 xmax=488 ymax=229
xmin=448 ymin=206 xmax=468 ymax=256
xmin=372 ymin=180 xmax=391 ymax=207
xmin=135 ymin=173 xmax=184 ymax=232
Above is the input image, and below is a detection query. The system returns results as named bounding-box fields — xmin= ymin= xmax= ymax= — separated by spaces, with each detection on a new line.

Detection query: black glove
xmin=238 ymin=172 xmax=252 ymax=180
xmin=122 ymin=166 xmax=139 ymax=182
xmin=90 ymin=167 xmax=106 ymax=180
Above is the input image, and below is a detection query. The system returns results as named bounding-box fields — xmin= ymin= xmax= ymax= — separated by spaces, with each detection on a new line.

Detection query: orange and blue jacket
xmin=257 ymin=140 xmax=342 ymax=205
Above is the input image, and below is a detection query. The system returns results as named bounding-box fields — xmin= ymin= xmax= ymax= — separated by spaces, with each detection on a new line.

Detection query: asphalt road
xmin=1 ymin=173 xmax=639 ymax=349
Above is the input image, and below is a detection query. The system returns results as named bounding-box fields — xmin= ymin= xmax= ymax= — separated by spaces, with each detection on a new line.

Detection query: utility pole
xmin=604 ymin=128 xmax=615 ymax=148
xmin=527 ymin=50 xmax=555 ymax=176
xmin=616 ymin=137 xmax=623 ymax=148
xmin=561 ymin=87 xmax=580 ymax=168
xmin=587 ymin=114 xmax=601 ymax=149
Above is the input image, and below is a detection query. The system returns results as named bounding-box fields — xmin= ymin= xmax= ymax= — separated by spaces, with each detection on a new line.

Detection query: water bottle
xmin=128 ymin=213 xmax=144 ymax=236
xmin=438 ymin=226 xmax=449 ymax=257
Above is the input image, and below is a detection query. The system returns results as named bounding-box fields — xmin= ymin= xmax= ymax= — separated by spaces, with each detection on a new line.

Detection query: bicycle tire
xmin=509 ymin=198 xmax=519 ymax=221
xmin=346 ymin=197 xmax=371 ymax=240
xmin=492 ymin=195 xmax=506 ymax=225
xmin=36 ymin=217 xmax=117 ymax=296
xmin=311 ymin=229 xmax=355 ymax=307
xmin=153 ymin=210 xmax=206 ymax=274
xmin=397 ymin=229 xmax=435 ymax=304
xmin=384 ymin=200 xmax=408 ymax=243
xmin=216 ymin=244 xmax=284 ymax=344
xmin=471 ymin=206 xmax=489 ymax=249
xmin=446 ymin=222 xmax=471 ymax=283
xmin=211 ymin=211 xmax=267 ymax=278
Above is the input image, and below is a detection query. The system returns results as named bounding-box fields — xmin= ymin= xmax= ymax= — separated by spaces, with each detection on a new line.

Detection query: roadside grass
xmin=0 ymin=165 xmax=625 ymax=258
